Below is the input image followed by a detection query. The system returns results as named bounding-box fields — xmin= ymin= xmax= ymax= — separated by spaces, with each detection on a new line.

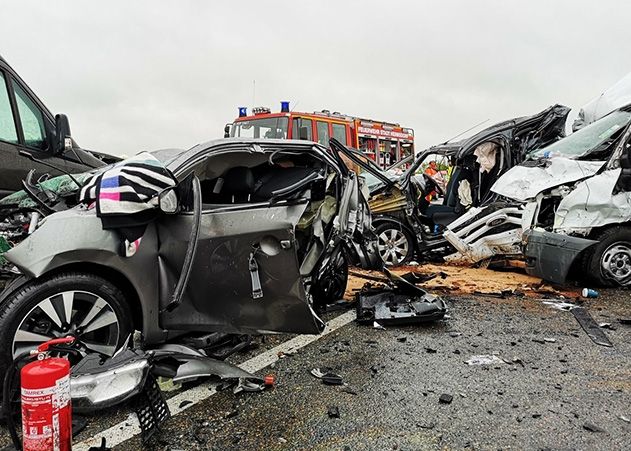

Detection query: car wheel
xmin=582 ymin=227 xmax=631 ymax=286
xmin=0 ymin=272 xmax=133 ymax=371
xmin=375 ymin=222 xmax=414 ymax=266
xmin=311 ymin=249 xmax=349 ymax=307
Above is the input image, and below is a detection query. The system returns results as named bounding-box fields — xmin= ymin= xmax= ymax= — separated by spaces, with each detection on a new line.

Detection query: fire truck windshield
xmin=231 ymin=117 xmax=289 ymax=139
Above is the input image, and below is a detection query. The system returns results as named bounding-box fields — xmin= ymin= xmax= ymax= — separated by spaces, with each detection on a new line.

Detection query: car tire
xmin=0 ymin=272 xmax=133 ymax=374
xmin=374 ymin=222 xmax=414 ymax=266
xmin=311 ymin=249 xmax=349 ymax=308
xmin=581 ymin=226 xmax=631 ymax=287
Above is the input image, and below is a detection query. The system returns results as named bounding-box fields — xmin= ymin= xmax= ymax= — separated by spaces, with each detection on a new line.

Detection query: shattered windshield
xmin=230 ymin=117 xmax=289 ymax=139
xmin=530 ymin=110 xmax=631 ymax=159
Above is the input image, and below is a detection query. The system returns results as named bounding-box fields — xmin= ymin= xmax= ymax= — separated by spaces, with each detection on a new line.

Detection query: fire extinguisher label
xmin=53 ymin=374 xmax=70 ymax=409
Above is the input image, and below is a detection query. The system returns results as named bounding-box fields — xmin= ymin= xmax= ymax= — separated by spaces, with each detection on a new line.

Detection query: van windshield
xmin=530 ymin=110 xmax=631 ymax=159
xmin=230 ymin=117 xmax=289 ymax=139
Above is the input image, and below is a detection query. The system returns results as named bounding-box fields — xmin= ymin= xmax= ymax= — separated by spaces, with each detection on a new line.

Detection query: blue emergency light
xmin=238 ymin=107 xmax=247 ymax=117
xmin=280 ymin=101 xmax=290 ymax=112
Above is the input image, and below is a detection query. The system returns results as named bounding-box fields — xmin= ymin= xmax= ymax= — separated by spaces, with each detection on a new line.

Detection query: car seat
xmin=203 ymin=166 xmax=255 ymax=204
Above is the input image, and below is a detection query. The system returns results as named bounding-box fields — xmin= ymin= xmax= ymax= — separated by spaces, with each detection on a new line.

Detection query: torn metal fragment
xmin=572 ymin=307 xmax=613 ymax=347
xmin=357 ymin=269 xmax=446 ymax=326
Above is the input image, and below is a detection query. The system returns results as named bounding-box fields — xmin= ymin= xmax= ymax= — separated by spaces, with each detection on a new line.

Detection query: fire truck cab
xmin=227 ymin=103 xmax=414 ymax=169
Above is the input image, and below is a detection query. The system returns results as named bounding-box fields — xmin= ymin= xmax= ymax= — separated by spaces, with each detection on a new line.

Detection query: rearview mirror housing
xmin=54 ymin=114 xmax=72 ymax=155
xmin=159 ymin=188 xmax=179 ymax=214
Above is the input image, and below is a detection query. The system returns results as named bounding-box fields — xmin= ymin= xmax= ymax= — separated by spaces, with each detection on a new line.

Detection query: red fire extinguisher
xmin=20 ymin=337 xmax=75 ymax=451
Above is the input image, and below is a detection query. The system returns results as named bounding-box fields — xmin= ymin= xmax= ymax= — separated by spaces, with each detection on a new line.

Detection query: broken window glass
xmin=530 ymin=110 xmax=631 ymax=159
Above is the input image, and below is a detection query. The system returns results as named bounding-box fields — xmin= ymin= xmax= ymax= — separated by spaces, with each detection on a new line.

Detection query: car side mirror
xmin=159 ymin=188 xmax=179 ymax=214
xmin=299 ymin=126 xmax=309 ymax=140
xmin=224 ymin=123 xmax=231 ymax=138
xmin=54 ymin=114 xmax=72 ymax=155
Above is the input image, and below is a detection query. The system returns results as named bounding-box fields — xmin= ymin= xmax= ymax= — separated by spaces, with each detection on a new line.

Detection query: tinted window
xmin=332 ymin=123 xmax=347 ymax=144
xmin=13 ymin=80 xmax=46 ymax=149
xmin=316 ymin=121 xmax=329 ymax=146
xmin=0 ymin=72 xmax=18 ymax=144
xmin=291 ymin=117 xmax=312 ymax=140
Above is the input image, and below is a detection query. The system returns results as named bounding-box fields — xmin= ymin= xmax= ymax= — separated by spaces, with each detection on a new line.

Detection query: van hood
xmin=491 ymin=157 xmax=606 ymax=202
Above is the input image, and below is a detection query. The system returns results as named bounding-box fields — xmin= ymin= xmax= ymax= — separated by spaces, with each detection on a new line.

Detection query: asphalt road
xmin=116 ymin=290 xmax=631 ymax=450
xmin=1 ymin=285 xmax=629 ymax=450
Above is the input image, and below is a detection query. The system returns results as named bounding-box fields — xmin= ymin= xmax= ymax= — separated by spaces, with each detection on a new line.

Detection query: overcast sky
xmin=2 ymin=0 xmax=630 ymax=156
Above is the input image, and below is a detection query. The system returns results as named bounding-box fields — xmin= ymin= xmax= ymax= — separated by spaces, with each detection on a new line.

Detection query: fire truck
xmin=226 ymin=102 xmax=415 ymax=169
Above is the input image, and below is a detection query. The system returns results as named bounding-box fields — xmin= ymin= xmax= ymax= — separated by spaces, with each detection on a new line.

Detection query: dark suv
xmin=0 ymin=56 xmax=110 ymax=199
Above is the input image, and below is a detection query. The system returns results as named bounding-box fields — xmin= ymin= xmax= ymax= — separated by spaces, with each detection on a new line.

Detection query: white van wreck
xmin=443 ymin=106 xmax=631 ymax=286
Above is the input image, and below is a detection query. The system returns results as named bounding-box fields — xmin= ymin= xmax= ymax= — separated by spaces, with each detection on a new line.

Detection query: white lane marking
xmin=75 ymin=310 xmax=357 ymax=450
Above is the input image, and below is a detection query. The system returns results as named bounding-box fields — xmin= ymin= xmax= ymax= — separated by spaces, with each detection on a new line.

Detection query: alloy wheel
xmin=601 ymin=242 xmax=631 ymax=282
xmin=377 ymin=228 xmax=409 ymax=266
xmin=12 ymin=290 xmax=121 ymax=359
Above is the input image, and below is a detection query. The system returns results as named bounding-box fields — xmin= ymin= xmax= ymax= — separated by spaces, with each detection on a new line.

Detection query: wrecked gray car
xmin=0 ymin=138 xmax=379 ymax=374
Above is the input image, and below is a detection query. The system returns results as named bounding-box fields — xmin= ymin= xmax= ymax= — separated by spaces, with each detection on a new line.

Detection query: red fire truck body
xmin=228 ymin=106 xmax=414 ymax=168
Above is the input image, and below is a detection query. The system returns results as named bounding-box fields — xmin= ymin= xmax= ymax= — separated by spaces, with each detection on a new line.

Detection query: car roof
xmin=426 ymin=104 xmax=569 ymax=159
xmin=154 ymin=138 xmax=328 ymax=172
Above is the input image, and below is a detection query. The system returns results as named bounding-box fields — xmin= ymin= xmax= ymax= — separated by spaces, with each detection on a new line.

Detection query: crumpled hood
xmin=491 ymin=157 xmax=606 ymax=202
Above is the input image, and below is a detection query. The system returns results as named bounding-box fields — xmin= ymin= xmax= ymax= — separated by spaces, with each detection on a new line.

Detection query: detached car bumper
xmin=523 ymin=229 xmax=597 ymax=284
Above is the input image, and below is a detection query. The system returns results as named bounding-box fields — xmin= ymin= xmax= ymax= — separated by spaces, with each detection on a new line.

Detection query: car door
xmin=157 ymin=192 xmax=325 ymax=336
xmin=0 ymin=63 xmax=90 ymax=198
xmin=328 ymin=139 xmax=382 ymax=268
xmin=0 ymin=69 xmax=23 ymax=198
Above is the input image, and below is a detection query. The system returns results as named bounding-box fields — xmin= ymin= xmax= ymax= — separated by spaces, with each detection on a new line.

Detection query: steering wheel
xmin=422 ymin=173 xmax=445 ymax=197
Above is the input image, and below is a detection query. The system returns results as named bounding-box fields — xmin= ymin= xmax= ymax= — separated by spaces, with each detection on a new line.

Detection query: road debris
xmin=583 ymin=422 xmax=606 ymax=433
xmin=373 ymin=321 xmax=386 ymax=330
xmin=341 ymin=386 xmax=358 ymax=395
xmin=356 ymin=269 xmax=447 ymax=326
xmin=572 ymin=307 xmax=614 ymax=347
xmin=582 ymin=288 xmax=600 ymax=298
xmin=349 ymin=264 xmax=579 ymax=299
xmin=542 ymin=299 xmax=577 ymax=311
xmin=264 ymin=374 xmax=276 ymax=387
xmin=310 ymin=368 xmax=344 ymax=385
xmin=465 ymin=355 xmax=504 ymax=366
xmin=233 ymin=378 xmax=267 ymax=394
xmin=327 ymin=406 xmax=341 ymax=418
xmin=439 ymin=394 xmax=453 ymax=404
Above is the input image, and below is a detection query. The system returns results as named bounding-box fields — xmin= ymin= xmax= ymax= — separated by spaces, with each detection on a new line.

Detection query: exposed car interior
xmin=193 ymin=150 xmax=331 ymax=207
xmin=424 ymin=140 xmax=505 ymax=226
xmin=183 ymin=148 xmax=347 ymax=300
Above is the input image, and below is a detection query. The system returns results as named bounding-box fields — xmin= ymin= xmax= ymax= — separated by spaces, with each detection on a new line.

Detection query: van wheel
xmin=0 ymin=272 xmax=133 ymax=372
xmin=582 ymin=227 xmax=631 ymax=287
xmin=375 ymin=222 xmax=414 ymax=266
